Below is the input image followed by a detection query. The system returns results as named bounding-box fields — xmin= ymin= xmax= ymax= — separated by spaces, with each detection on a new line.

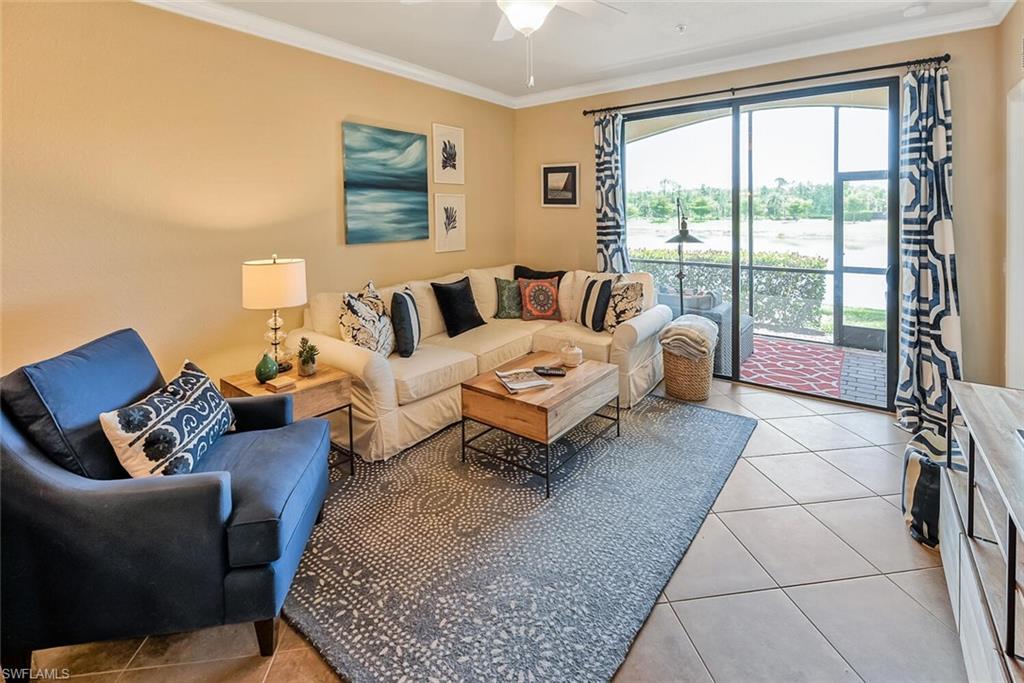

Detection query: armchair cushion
xmin=99 ymin=361 xmax=234 ymax=477
xmin=227 ymin=395 xmax=293 ymax=432
xmin=0 ymin=329 xmax=163 ymax=479
xmin=194 ymin=418 xmax=330 ymax=568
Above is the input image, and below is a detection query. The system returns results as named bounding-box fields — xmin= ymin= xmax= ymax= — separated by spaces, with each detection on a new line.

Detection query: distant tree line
xmin=627 ymin=178 xmax=886 ymax=223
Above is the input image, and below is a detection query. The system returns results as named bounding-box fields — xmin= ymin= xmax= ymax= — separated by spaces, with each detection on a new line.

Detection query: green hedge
xmin=629 ymin=248 xmax=828 ymax=331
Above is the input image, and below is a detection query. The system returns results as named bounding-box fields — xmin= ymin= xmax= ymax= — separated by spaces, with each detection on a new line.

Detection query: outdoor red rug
xmin=740 ymin=335 xmax=844 ymax=397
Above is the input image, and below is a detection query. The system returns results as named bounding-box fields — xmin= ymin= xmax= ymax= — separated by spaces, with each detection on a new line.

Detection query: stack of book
xmin=495 ymin=368 xmax=552 ymax=395
xmin=264 ymin=375 xmax=296 ymax=393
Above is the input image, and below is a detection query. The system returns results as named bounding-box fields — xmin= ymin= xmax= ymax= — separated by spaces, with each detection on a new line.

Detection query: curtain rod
xmin=581 ymin=53 xmax=950 ymax=116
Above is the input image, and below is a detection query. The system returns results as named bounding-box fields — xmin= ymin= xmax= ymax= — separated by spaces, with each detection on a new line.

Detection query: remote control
xmin=534 ymin=366 xmax=566 ymax=377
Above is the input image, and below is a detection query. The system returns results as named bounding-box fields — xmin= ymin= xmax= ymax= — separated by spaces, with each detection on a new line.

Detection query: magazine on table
xmin=495 ymin=368 xmax=552 ymax=394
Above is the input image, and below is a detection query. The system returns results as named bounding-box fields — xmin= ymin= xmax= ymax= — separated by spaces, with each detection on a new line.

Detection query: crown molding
xmin=513 ymin=1 xmax=1017 ymax=108
xmin=138 ymin=0 xmax=1015 ymax=111
xmin=136 ymin=0 xmax=518 ymax=108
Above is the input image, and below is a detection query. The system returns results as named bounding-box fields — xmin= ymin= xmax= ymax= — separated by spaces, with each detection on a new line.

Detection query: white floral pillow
xmin=339 ymin=281 xmax=396 ymax=356
xmin=604 ymin=279 xmax=645 ymax=332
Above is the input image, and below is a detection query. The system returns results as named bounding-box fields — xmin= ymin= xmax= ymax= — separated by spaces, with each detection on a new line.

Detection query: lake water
xmin=628 ymin=217 xmax=890 ymax=310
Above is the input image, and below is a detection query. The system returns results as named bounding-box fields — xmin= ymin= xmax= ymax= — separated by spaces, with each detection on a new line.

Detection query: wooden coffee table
xmin=460 ymin=351 xmax=620 ymax=497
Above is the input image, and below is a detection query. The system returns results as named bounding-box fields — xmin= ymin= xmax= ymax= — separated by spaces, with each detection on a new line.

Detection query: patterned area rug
xmin=741 ymin=335 xmax=844 ymax=397
xmin=283 ymin=396 xmax=755 ymax=682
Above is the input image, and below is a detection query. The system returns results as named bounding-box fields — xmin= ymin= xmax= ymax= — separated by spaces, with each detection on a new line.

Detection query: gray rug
xmin=283 ymin=396 xmax=755 ymax=682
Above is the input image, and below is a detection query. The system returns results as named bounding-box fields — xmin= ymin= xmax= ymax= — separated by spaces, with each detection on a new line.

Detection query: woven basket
xmin=663 ymin=349 xmax=713 ymax=401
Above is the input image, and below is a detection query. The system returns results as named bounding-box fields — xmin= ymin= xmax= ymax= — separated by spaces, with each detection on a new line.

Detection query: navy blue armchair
xmin=0 ymin=330 xmax=330 ymax=677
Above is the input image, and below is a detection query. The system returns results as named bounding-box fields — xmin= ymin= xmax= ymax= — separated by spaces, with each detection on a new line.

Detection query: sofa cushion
xmin=193 ymin=418 xmax=330 ymax=568
xmin=390 ymin=288 xmax=421 ymax=358
xmin=431 ymin=277 xmax=486 ymax=337
xmin=532 ymin=322 xmax=613 ymax=363
xmin=467 ymin=264 xmax=514 ymax=318
xmin=425 ymin=321 xmax=536 ymax=373
xmin=1 ymin=329 xmax=163 ymax=479
xmin=340 ymin=282 xmax=396 ymax=357
xmin=309 ymin=292 xmax=344 ymax=339
xmin=519 ymin=277 xmax=562 ymax=321
xmin=99 ymin=361 xmax=235 ymax=477
xmin=514 ymin=265 xmax=566 ymax=284
xmin=408 ymin=271 xmax=465 ymax=338
xmin=494 ymin=278 xmax=522 ymax=319
xmin=577 ymin=276 xmax=613 ymax=332
xmin=389 ymin=344 xmax=477 ymax=405
xmin=605 ymin=280 xmax=645 ymax=332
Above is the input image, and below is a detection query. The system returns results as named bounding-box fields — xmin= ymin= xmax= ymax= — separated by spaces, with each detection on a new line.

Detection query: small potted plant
xmin=297 ymin=337 xmax=319 ymax=377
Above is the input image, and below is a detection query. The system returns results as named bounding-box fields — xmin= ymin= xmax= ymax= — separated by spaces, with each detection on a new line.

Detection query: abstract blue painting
xmin=343 ymin=122 xmax=429 ymax=244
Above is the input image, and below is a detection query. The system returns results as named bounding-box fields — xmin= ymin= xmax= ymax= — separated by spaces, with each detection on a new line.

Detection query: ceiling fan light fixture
xmin=497 ymin=0 xmax=556 ymax=36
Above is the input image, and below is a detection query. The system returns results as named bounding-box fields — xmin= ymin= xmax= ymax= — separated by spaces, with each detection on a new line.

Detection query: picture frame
xmin=432 ymin=123 xmax=464 ymax=185
xmin=540 ymin=163 xmax=579 ymax=208
xmin=342 ymin=121 xmax=429 ymax=244
xmin=434 ymin=193 xmax=466 ymax=253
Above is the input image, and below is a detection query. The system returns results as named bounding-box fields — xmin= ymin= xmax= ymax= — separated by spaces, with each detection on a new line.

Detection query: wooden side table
xmin=220 ymin=364 xmax=355 ymax=475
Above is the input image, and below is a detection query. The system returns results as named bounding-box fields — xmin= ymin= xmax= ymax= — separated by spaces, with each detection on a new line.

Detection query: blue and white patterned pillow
xmin=391 ymin=288 xmax=421 ymax=358
xmin=99 ymin=361 xmax=234 ymax=477
xmin=339 ymin=281 xmax=396 ymax=357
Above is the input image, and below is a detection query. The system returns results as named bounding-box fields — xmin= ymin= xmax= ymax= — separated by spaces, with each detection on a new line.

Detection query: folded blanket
xmin=659 ymin=315 xmax=719 ymax=360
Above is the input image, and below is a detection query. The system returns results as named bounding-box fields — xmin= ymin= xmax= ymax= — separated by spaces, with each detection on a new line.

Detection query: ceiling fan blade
xmin=557 ymin=0 xmax=627 ymax=19
xmin=492 ymin=14 xmax=517 ymax=41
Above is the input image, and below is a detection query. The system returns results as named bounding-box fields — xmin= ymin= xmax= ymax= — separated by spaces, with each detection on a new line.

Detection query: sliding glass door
xmin=624 ymin=79 xmax=898 ymax=409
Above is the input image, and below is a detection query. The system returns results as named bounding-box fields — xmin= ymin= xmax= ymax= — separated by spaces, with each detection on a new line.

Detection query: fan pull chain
xmin=527 ymin=34 xmax=535 ymax=88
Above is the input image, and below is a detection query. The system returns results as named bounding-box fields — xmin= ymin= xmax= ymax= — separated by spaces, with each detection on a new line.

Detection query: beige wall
xmin=1 ymin=1 xmax=515 ymax=380
xmin=1000 ymin=1 xmax=1023 ymax=93
xmin=2 ymin=1 xmax=1015 ymax=387
xmin=514 ymin=26 xmax=1009 ymax=385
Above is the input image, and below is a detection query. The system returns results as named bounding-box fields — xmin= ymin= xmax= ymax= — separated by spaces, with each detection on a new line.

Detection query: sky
xmin=625 ymin=106 xmax=889 ymax=191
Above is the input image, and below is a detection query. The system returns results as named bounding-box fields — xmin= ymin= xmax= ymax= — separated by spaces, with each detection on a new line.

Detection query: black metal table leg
xmin=461 ymin=418 xmax=466 ymax=463
xmin=1008 ymin=514 xmax=1018 ymax=659
xmin=544 ymin=443 xmax=550 ymax=498
xmin=347 ymin=403 xmax=355 ymax=476
xmin=616 ymin=395 xmax=621 ymax=437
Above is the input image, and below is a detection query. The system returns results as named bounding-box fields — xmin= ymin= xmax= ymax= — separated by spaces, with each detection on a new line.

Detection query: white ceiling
xmin=143 ymin=0 xmax=1015 ymax=108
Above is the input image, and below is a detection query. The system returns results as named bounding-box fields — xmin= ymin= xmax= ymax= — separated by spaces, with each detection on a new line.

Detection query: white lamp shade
xmin=241 ymin=257 xmax=307 ymax=310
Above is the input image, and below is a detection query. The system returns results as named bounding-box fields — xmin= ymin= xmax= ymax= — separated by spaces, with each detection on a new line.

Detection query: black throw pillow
xmin=514 ymin=265 xmax=567 ymax=285
xmin=431 ymin=277 xmax=486 ymax=337
xmin=390 ymin=288 xmax=421 ymax=358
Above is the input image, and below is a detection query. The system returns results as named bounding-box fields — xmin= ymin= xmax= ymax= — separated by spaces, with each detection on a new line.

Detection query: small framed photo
xmin=432 ymin=123 xmax=464 ymax=184
xmin=541 ymin=163 xmax=579 ymax=208
xmin=434 ymin=193 xmax=466 ymax=253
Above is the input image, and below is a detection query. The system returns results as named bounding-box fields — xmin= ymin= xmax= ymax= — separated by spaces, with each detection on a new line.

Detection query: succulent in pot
xmin=297 ymin=337 xmax=319 ymax=377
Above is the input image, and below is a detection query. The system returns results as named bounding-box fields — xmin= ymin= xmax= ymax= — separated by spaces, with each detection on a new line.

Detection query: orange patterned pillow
xmin=518 ymin=277 xmax=561 ymax=321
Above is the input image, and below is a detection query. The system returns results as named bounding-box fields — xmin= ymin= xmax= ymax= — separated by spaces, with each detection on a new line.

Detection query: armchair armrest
xmin=228 ymin=395 xmax=293 ymax=431
xmin=1 ymin=427 xmax=233 ymax=646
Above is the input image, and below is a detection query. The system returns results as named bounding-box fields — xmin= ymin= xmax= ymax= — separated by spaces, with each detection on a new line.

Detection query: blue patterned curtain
xmin=897 ymin=65 xmax=962 ymax=547
xmin=594 ymin=112 xmax=631 ymax=273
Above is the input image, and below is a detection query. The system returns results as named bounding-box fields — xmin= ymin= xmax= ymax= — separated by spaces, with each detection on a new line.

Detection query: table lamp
xmin=666 ymin=197 xmax=702 ymax=316
xmin=242 ymin=254 xmax=307 ymax=372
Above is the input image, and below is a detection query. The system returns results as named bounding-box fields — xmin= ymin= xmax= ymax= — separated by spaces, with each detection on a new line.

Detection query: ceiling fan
xmin=402 ymin=0 xmax=627 ymax=88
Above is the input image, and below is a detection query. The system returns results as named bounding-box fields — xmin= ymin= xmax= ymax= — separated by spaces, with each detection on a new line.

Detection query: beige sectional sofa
xmin=286 ymin=264 xmax=672 ymax=461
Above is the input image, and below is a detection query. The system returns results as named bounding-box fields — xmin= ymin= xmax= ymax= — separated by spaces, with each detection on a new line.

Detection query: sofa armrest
xmin=285 ymin=329 xmax=395 ymax=400
xmin=284 ymin=329 xmax=399 ymax=458
xmin=612 ymin=304 xmax=673 ymax=350
xmin=1 ymin=429 xmax=232 ymax=645
xmin=227 ymin=395 xmax=293 ymax=431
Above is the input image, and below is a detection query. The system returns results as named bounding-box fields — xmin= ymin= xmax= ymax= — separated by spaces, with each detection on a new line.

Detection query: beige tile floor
xmin=21 ymin=381 xmax=966 ymax=683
